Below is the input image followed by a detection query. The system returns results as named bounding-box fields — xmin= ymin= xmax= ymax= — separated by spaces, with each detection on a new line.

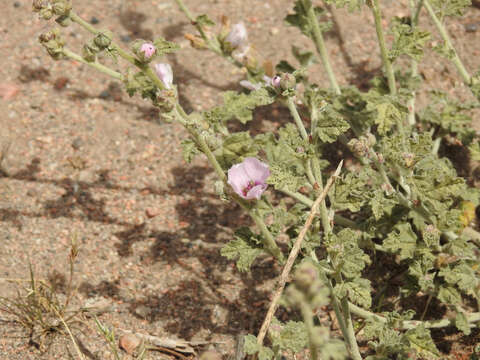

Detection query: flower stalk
xmin=302 ymin=0 xmax=341 ymax=94
xmin=369 ymin=0 xmax=397 ymax=95
xmin=423 ymin=0 xmax=471 ymax=86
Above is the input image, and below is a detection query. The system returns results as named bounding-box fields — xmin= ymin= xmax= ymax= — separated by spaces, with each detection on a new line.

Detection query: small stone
xmin=98 ymin=90 xmax=110 ymax=99
xmin=13 ymin=2 xmax=21 ymax=7
xmin=465 ymin=23 xmax=478 ymax=33
xmin=145 ymin=207 xmax=159 ymax=218
xmin=90 ymin=16 xmax=99 ymax=24
xmin=134 ymin=305 xmax=151 ymax=318
xmin=54 ymin=77 xmax=69 ymax=90
xmin=119 ymin=334 xmax=141 ymax=355
xmin=270 ymin=27 xmax=279 ymax=35
xmin=71 ymin=137 xmax=83 ymax=150
xmin=120 ymin=35 xmax=131 ymax=43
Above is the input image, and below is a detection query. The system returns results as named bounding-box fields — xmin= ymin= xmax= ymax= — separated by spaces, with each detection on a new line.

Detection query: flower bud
xmin=402 ymin=152 xmax=415 ymax=168
xmin=271 ymin=75 xmax=281 ymax=88
xmin=93 ymin=30 xmax=113 ymax=49
xmin=224 ymin=22 xmax=247 ymax=49
xmin=131 ymin=39 xmax=156 ymax=63
xmin=39 ymin=28 xmax=65 ymax=60
xmin=279 ymin=72 xmax=296 ymax=91
xmin=348 ymin=138 xmax=369 ymax=158
xmin=32 ymin=0 xmax=49 ymax=12
xmin=39 ymin=7 xmax=54 ymax=20
xmin=51 ymin=0 xmax=71 ymax=16
xmin=140 ymin=43 xmax=156 ymax=59
xmin=154 ymin=63 xmax=173 ymax=89
xmin=293 ymin=262 xmax=320 ymax=294
xmin=82 ymin=41 xmax=100 ymax=62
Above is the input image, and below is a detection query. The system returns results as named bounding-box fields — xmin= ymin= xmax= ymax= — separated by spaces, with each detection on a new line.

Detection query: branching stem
xmin=62 ymin=48 xmax=124 ymax=80
xmin=423 ymin=0 xmax=471 ymax=86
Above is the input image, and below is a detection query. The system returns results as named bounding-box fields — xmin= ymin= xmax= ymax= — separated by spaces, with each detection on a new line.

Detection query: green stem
xmin=62 ymin=48 xmax=124 ymax=80
xmin=299 ymin=301 xmax=319 ymax=360
xmin=69 ymin=11 xmax=165 ymax=89
xmin=423 ymin=0 xmax=471 ymax=86
xmin=349 ymin=302 xmax=480 ymax=330
xmin=303 ymin=0 xmax=341 ymax=94
xmin=286 ymin=97 xmax=309 ymax=141
xmin=311 ymin=158 xmax=331 ymax=234
xmin=407 ymin=0 xmax=424 ymax=126
xmin=370 ymin=0 xmax=397 ymax=95
xmin=250 ymin=210 xmax=285 ymax=263
xmin=334 ymin=275 xmax=363 ymax=360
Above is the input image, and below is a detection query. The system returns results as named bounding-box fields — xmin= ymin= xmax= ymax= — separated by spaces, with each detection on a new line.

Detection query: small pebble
xmin=13 ymin=2 xmax=20 ymax=7
xmin=119 ymin=334 xmax=141 ymax=355
xmin=120 ymin=34 xmax=131 ymax=43
xmin=98 ymin=90 xmax=110 ymax=100
xmin=71 ymin=137 xmax=83 ymax=150
xmin=465 ymin=23 xmax=478 ymax=33
xmin=90 ymin=16 xmax=100 ymax=25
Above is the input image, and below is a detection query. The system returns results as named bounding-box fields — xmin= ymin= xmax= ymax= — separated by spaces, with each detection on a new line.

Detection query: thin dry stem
xmin=256 ymin=160 xmax=343 ymax=345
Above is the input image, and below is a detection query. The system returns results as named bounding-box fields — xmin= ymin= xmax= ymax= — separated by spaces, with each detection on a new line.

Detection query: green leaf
xmin=204 ymin=88 xmax=275 ymax=125
xmin=430 ymin=0 xmax=471 ymax=18
xmin=153 ymin=38 xmax=180 ymax=55
xmin=334 ymin=278 xmax=372 ymax=308
xmin=318 ymin=339 xmax=348 ymax=359
xmin=332 ymin=169 xmax=378 ymax=212
xmin=468 ymin=141 xmax=480 ymax=161
xmin=369 ymin=190 xmax=396 ymax=220
xmin=244 ymin=334 xmax=274 ymax=360
xmin=314 ymin=106 xmax=350 ymax=143
xmin=269 ymin=319 xmax=309 ymax=353
xmin=383 ymin=223 xmax=418 ymax=260
xmin=369 ymin=101 xmax=403 ymax=135
xmin=389 ymin=18 xmax=430 ymax=62
xmin=285 ymin=1 xmax=329 ymax=36
xmin=195 ymin=14 xmax=215 ymax=27
xmin=326 ymin=229 xmax=371 ymax=278
xmin=404 ymin=325 xmax=440 ymax=359
xmin=439 ymin=262 xmax=479 ymax=295
xmin=292 ymin=45 xmax=317 ymax=67
xmin=180 ymin=139 xmax=199 ymax=163
xmin=454 ymin=310 xmax=471 ymax=335
xmin=221 ymin=228 xmax=265 ymax=272
xmin=437 ymin=285 xmax=462 ymax=305
xmin=324 ymin=0 xmax=365 ymax=11
xmin=214 ymin=131 xmax=258 ymax=169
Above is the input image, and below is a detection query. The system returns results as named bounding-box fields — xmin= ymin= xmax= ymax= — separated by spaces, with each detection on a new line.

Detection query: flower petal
xmin=243 ymin=157 xmax=270 ymax=184
xmin=245 ymin=184 xmax=267 ymax=200
xmin=227 ymin=162 xmax=250 ymax=196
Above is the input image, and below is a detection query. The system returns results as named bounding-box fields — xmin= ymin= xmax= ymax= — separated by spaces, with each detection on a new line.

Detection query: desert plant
xmin=30 ymin=0 xmax=480 ymax=358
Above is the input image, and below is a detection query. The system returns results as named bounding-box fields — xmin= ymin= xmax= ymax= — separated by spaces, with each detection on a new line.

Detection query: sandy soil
xmin=1 ymin=0 xmax=480 ymax=359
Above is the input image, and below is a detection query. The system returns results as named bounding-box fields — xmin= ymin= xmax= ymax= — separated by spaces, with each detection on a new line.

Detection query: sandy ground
xmin=1 ymin=0 xmax=480 ymax=358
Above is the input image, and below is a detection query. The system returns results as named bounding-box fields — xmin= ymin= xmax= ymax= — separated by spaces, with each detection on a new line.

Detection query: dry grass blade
xmin=256 ymin=160 xmax=343 ymax=345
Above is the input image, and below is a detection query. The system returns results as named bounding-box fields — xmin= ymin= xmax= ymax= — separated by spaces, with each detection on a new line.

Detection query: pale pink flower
xmin=225 ymin=22 xmax=248 ymax=49
xmin=154 ymin=63 xmax=173 ymax=89
xmin=140 ymin=43 xmax=156 ymax=58
xmin=228 ymin=157 xmax=270 ymax=200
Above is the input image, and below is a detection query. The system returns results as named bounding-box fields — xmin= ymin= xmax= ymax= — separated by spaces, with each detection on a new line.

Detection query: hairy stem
xmin=299 ymin=301 xmax=319 ymax=360
xmin=423 ymin=0 xmax=471 ymax=86
xmin=334 ymin=275 xmax=363 ymax=360
xmin=303 ymin=0 xmax=341 ymax=94
xmin=370 ymin=0 xmax=397 ymax=95
xmin=286 ymin=97 xmax=309 ymax=140
xmin=256 ymin=162 xmax=343 ymax=345
xmin=62 ymin=48 xmax=124 ymax=80
xmin=407 ymin=0 xmax=424 ymax=125
xmin=349 ymin=302 xmax=480 ymax=330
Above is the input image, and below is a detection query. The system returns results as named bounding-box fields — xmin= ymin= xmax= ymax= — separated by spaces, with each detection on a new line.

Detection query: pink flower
xmin=225 ymin=22 xmax=248 ymax=49
xmin=154 ymin=63 xmax=173 ymax=89
xmin=228 ymin=157 xmax=270 ymax=200
xmin=140 ymin=43 xmax=156 ymax=59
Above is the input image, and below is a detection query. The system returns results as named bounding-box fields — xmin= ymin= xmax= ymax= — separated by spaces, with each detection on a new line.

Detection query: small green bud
xmin=279 ymin=72 xmax=296 ymax=91
xmin=94 ymin=30 xmax=113 ymax=49
xmin=82 ymin=41 xmax=100 ymax=62
xmin=32 ymin=0 xmax=49 ymax=12
xmin=39 ymin=28 xmax=65 ymax=60
xmin=55 ymin=14 xmax=71 ymax=27
xmin=51 ymin=0 xmax=71 ymax=16
xmin=293 ymin=262 xmax=319 ymax=294
xmin=348 ymin=138 xmax=369 ymax=158
xmin=39 ymin=7 xmax=54 ymax=20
